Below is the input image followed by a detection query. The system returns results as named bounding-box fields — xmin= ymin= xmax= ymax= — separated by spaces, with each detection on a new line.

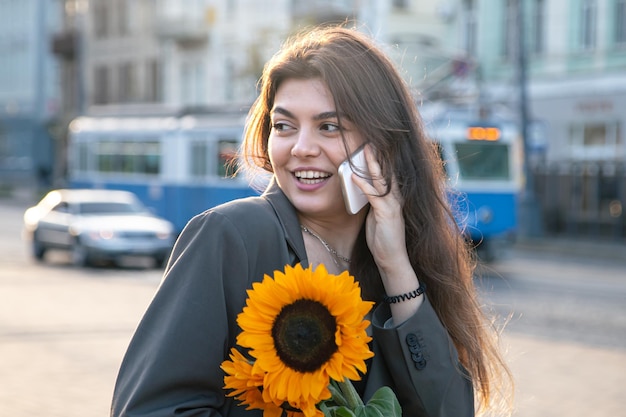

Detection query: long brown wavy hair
xmin=240 ymin=24 xmax=513 ymax=415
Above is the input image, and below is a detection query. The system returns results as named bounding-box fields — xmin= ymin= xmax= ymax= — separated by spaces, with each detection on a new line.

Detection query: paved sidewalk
xmin=514 ymin=236 xmax=626 ymax=263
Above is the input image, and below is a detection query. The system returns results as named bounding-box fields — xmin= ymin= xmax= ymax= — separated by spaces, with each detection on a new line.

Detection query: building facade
xmin=473 ymin=0 xmax=626 ymax=164
xmin=81 ymin=0 xmax=293 ymax=112
xmin=9 ymin=0 xmax=622 ymax=238
xmin=472 ymin=0 xmax=626 ymax=239
xmin=79 ymin=0 xmax=459 ymax=112
xmin=0 ymin=0 xmax=62 ymax=192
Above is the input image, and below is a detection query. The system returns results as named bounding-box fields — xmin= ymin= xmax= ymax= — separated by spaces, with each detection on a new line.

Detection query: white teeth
xmin=295 ymin=170 xmax=330 ymax=179
xmin=294 ymin=170 xmax=330 ymax=184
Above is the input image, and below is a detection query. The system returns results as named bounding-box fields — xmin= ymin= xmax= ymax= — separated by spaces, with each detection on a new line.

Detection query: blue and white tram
xmin=68 ymin=109 xmax=259 ymax=233
xmin=68 ymin=109 xmax=523 ymax=259
xmin=426 ymin=118 xmax=523 ymax=261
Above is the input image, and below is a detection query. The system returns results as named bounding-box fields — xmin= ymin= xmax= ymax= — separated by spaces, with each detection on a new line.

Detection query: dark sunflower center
xmin=271 ymin=298 xmax=338 ymax=373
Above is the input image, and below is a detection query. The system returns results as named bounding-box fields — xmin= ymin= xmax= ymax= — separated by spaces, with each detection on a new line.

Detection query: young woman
xmin=111 ymin=25 xmax=512 ymax=417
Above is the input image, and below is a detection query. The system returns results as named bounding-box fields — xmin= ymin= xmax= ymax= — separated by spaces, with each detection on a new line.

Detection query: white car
xmin=23 ymin=189 xmax=176 ymax=267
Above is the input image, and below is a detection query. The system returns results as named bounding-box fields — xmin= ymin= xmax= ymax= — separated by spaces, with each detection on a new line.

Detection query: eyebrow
xmin=271 ymin=106 xmax=341 ymax=121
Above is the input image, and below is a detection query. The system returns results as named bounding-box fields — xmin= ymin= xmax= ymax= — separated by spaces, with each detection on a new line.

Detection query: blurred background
xmin=0 ymin=2 xmax=625 ymax=417
xmin=0 ymin=0 xmax=625 ymax=242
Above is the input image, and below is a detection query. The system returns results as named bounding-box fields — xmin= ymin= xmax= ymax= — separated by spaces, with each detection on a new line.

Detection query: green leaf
xmin=321 ymin=383 xmax=401 ymax=417
xmin=353 ymin=406 xmax=383 ymax=417
xmin=363 ymin=387 xmax=402 ymax=417
xmin=327 ymin=406 xmax=357 ymax=417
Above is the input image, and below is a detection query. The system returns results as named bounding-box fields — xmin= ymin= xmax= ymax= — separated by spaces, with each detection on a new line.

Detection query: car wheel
xmin=32 ymin=232 xmax=46 ymax=261
xmin=71 ymin=239 xmax=90 ymax=267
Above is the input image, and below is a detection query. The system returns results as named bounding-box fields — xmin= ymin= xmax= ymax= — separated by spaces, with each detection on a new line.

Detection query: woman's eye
xmin=321 ymin=123 xmax=340 ymax=133
xmin=272 ymin=122 xmax=291 ymax=132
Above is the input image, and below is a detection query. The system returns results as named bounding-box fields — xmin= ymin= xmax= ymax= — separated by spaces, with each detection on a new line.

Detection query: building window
xmin=117 ymin=0 xmax=130 ymax=36
xmin=615 ymin=0 xmax=626 ymax=45
xmin=146 ymin=59 xmax=161 ymax=102
xmin=393 ymin=0 xmax=409 ymax=9
xmin=181 ymin=61 xmax=205 ymax=106
xmin=93 ymin=65 xmax=110 ymax=105
xmin=502 ymin=0 xmax=516 ymax=61
xmin=532 ymin=0 xmax=546 ymax=55
xmin=118 ymin=62 xmax=137 ymax=103
xmin=225 ymin=59 xmax=234 ymax=101
xmin=580 ymin=0 xmax=597 ymax=50
xmin=569 ymin=121 xmax=623 ymax=159
xmin=462 ymin=0 xmax=477 ymax=56
xmin=93 ymin=0 xmax=109 ymax=38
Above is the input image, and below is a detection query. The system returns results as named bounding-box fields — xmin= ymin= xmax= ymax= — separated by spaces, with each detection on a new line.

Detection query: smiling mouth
xmin=294 ymin=170 xmax=331 ymax=185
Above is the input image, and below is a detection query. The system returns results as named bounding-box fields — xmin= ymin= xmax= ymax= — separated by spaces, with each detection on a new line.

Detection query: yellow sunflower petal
xmin=222 ymin=348 xmax=271 ymax=411
xmin=295 ymin=398 xmax=325 ymax=417
xmin=262 ymin=405 xmax=285 ymax=417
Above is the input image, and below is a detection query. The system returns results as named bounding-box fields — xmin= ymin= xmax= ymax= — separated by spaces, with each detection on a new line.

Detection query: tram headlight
xmin=477 ymin=206 xmax=494 ymax=224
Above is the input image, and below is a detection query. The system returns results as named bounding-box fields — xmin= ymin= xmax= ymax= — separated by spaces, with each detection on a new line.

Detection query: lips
xmin=294 ymin=170 xmax=331 ymax=185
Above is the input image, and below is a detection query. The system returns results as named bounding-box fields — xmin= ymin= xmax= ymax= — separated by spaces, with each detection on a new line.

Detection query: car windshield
xmin=78 ymin=202 xmax=143 ymax=215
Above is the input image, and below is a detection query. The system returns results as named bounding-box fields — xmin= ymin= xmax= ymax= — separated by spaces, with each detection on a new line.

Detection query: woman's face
xmin=268 ymin=78 xmax=364 ymax=219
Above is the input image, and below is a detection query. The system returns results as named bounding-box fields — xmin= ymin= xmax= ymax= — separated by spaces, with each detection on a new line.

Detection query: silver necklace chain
xmin=300 ymin=224 xmax=351 ymax=265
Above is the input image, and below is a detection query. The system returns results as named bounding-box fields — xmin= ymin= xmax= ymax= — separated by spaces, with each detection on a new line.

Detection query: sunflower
xmin=221 ymin=347 xmax=287 ymax=417
xmin=234 ymin=263 xmax=374 ymax=417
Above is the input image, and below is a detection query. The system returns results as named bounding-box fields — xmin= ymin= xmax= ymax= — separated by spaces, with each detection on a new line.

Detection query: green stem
xmin=337 ymin=378 xmax=364 ymax=410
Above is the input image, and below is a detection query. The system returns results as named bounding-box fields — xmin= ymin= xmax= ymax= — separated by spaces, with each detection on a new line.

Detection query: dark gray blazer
xmin=111 ymin=180 xmax=474 ymax=417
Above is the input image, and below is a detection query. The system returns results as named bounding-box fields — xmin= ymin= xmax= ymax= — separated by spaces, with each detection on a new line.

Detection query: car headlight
xmin=69 ymin=225 xmax=81 ymax=237
xmin=156 ymin=230 xmax=172 ymax=240
xmin=71 ymin=227 xmax=115 ymax=240
xmin=90 ymin=229 xmax=115 ymax=240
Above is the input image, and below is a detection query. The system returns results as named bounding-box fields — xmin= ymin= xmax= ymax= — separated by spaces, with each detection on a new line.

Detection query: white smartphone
xmin=338 ymin=146 xmax=371 ymax=215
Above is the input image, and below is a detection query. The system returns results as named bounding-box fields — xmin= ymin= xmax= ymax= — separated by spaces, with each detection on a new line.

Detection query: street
xmin=1 ymin=199 xmax=625 ymax=417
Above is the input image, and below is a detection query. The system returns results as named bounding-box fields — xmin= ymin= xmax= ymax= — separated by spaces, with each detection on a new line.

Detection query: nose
xmin=290 ymin=129 xmax=321 ymax=158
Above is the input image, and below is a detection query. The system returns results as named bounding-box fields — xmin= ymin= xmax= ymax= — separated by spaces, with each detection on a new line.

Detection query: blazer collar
xmin=262 ymin=177 xmax=308 ymax=265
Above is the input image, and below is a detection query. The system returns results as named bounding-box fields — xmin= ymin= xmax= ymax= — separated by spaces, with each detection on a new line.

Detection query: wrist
xmin=378 ymin=256 xmax=415 ymax=289
xmin=383 ymin=282 xmax=426 ymax=304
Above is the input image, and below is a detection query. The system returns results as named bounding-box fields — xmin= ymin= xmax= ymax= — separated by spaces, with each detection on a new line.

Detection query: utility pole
xmin=517 ymin=0 xmax=540 ymax=237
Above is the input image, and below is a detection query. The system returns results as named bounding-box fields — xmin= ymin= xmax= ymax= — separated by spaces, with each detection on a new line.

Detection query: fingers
xmin=348 ymin=146 xmax=383 ymax=199
xmin=362 ymin=146 xmax=405 ymax=212
xmin=362 ymin=145 xmax=395 ymax=197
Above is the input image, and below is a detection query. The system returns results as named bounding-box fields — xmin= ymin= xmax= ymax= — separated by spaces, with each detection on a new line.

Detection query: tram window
xmin=218 ymin=140 xmax=238 ymax=178
xmin=455 ymin=143 xmax=510 ymax=180
xmin=191 ymin=141 xmax=209 ymax=177
xmin=121 ymin=142 xmax=140 ymax=173
xmin=77 ymin=143 xmax=89 ymax=172
xmin=97 ymin=142 xmax=118 ymax=173
xmin=96 ymin=140 xmax=160 ymax=175
xmin=143 ymin=142 xmax=160 ymax=174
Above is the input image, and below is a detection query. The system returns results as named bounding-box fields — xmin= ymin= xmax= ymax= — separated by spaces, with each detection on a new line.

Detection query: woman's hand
xmin=352 ymin=145 xmax=406 ymax=272
xmin=352 ymin=145 xmax=423 ymax=322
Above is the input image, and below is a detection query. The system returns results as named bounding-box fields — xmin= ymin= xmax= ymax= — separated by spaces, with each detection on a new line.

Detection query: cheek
xmin=336 ymin=135 xmax=366 ymax=165
xmin=345 ymin=131 xmax=365 ymax=152
xmin=267 ymin=136 xmax=288 ymax=167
